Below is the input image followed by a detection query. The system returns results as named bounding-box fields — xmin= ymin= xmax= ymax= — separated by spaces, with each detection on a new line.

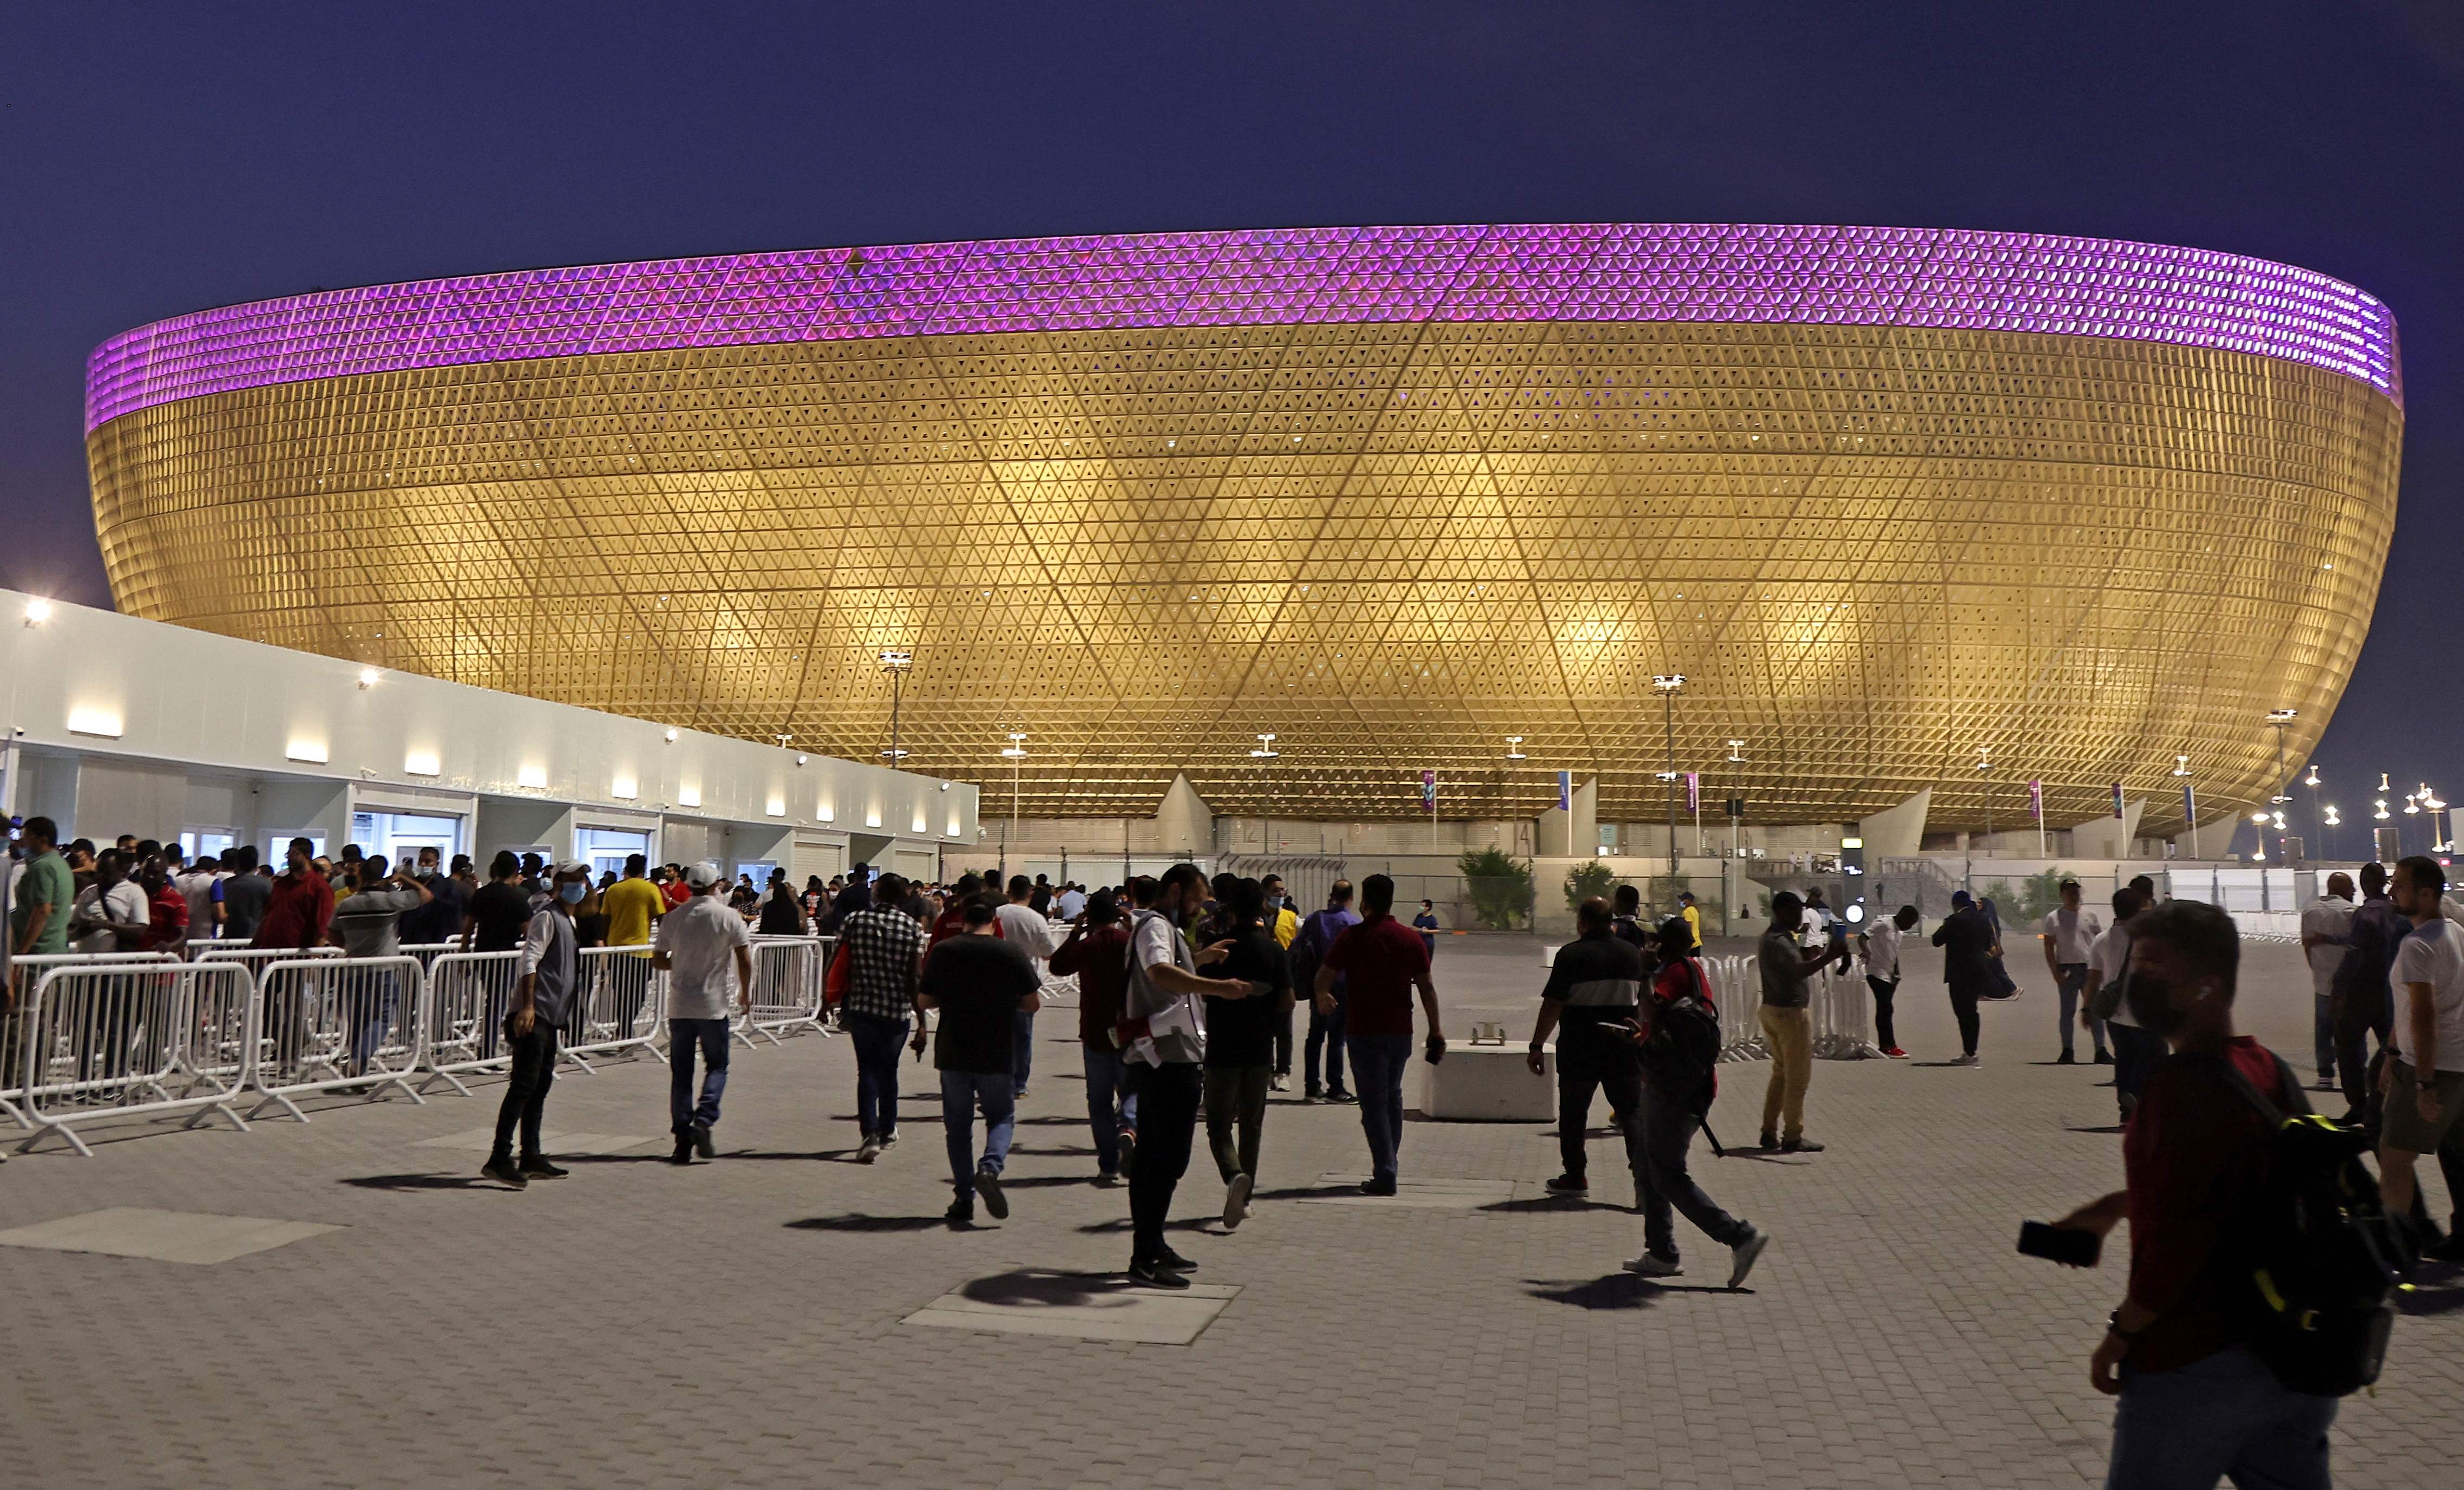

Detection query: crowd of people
xmin=13 ymin=816 xmax=2464 ymax=1486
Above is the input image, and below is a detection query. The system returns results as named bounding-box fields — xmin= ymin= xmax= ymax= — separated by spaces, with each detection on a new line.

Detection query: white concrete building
xmin=2 ymin=590 xmax=977 ymax=886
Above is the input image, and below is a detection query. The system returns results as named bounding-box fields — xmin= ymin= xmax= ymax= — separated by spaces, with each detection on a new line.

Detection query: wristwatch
xmin=2106 ymin=1309 xmax=2146 ymax=1344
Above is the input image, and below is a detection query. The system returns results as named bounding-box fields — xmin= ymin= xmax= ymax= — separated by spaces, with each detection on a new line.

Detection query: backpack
xmin=1640 ymin=958 xmax=1722 ymax=1107
xmin=1288 ymin=910 xmax=1340 ymax=1002
xmin=2216 ymin=1051 xmax=2403 ymax=1397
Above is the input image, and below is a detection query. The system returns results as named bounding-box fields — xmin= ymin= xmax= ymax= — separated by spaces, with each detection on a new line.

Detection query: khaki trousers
xmin=1758 ymin=1004 xmax=1813 ymax=1142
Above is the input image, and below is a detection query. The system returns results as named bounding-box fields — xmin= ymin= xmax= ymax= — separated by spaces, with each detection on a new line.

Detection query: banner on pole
xmin=2112 ymin=781 xmax=2126 ymax=820
xmin=2183 ymin=783 xmax=2197 ymax=824
xmin=1419 ymin=769 xmax=1437 ymax=811
xmin=1555 ymin=770 xmax=1572 ymax=812
xmin=2028 ymin=779 xmax=2043 ymax=821
xmin=1685 ymin=772 xmax=1700 ymax=814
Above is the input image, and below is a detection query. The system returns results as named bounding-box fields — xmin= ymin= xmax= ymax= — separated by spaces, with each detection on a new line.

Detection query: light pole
xmin=1725 ymin=739 xmax=1744 ymax=934
xmin=1251 ymin=734 xmax=1280 ymax=855
xmin=2265 ymin=709 xmax=2298 ymax=826
xmin=2303 ymin=762 xmax=2322 ymax=864
xmin=2174 ymin=754 xmax=2198 ymax=860
xmin=2323 ymin=803 xmax=2341 ymax=861
xmin=1652 ymin=675 xmax=1684 ymax=877
xmin=1000 ymin=733 xmax=1026 ymax=877
xmin=879 ymin=650 xmax=913 ymax=766
xmin=1976 ymin=747 xmax=1994 ymax=855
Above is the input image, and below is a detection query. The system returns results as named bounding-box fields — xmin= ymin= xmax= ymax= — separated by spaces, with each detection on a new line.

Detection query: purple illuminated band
xmin=86 ymin=222 xmax=2401 ymax=433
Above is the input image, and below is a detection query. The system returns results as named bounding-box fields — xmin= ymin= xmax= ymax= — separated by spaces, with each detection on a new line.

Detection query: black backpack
xmin=2217 ymin=1052 xmax=2404 ymax=1397
xmin=1640 ymin=958 xmax=1722 ymax=1104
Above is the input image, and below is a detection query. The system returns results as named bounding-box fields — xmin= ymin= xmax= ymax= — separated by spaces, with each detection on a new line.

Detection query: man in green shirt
xmin=9 ymin=816 xmax=73 ymax=963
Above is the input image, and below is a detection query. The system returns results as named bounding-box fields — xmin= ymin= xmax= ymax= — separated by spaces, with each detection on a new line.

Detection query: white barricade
xmin=738 ymin=937 xmax=824 ymax=1047
xmin=15 ymin=962 xmax=257 ymax=1155
xmin=200 ymin=944 xmax=342 ymax=977
xmin=399 ymin=942 xmax=461 ymax=972
xmin=3 ymin=953 xmax=181 ymax=1128
xmin=565 ymin=945 xmax=665 ymax=1072
xmin=184 ymin=937 xmax=254 ymax=959
xmin=1705 ymin=954 xmax=1766 ymax=1063
xmin=1808 ymin=962 xmax=1884 ymax=1060
xmin=416 ymin=950 xmax=519 ymax=1095
xmin=246 ymin=956 xmax=427 ymax=1120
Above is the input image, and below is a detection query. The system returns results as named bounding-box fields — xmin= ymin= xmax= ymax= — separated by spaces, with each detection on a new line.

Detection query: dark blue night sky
xmin=4 ymin=2 xmax=2457 ymax=845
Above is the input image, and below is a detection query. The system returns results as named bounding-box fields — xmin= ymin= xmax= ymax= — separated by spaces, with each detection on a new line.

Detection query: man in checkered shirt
xmin=841 ymin=873 xmax=925 ymax=1164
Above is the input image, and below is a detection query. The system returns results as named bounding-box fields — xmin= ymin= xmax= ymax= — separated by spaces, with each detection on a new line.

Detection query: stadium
xmin=83 ymin=223 xmax=2402 ymax=831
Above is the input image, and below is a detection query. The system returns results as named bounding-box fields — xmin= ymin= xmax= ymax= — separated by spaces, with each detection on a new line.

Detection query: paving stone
xmin=905 ymin=1269 xmax=1241 ymax=1343
xmin=0 ymin=937 xmax=2452 ymax=1488
xmin=0 ymin=1206 xmax=342 ymax=1264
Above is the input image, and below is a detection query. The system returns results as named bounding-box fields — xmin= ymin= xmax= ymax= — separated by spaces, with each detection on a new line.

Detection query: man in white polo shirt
xmin=2377 ymin=855 xmax=2464 ymax=1229
xmin=653 ymin=860 xmax=753 ymax=1165
xmin=2039 ymin=879 xmax=2107 ymax=1066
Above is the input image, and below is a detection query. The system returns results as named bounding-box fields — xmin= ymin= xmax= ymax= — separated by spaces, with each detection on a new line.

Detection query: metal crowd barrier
xmin=4 ymin=954 xmax=182 ymax=1130
xmin=1703 ymin=955 xmax=1766 ymax=1063
xmin=565 ymin=946 xmax=665 ymax=1071
xmin=1808 ymin=962 xmax=1885 ymax=1060
xmin=739 ymin=937 xmax=826 ymax=1046
xmin=246 ymin=956 xmax=427 ymax=1121
xmin=15 ymin=962 xmax=257 ymax=1156
xmin=184 ymin=936 xmax=254 ymax=959
xmin=200 ymin=944 xmax=342 ymax=976
xmin=416 ymin=950 xmax=520 ymax=1095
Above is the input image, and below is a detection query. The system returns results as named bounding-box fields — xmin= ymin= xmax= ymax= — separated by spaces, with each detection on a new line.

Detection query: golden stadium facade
xmin=84 ymin=224 xmax=2402 ymax=830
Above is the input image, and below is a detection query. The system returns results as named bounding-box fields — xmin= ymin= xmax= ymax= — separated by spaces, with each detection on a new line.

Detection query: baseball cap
xmin=685 ymin=860 xmax=724 ymax=888
xmin=555 ymin=858 xmax=590 ymax=877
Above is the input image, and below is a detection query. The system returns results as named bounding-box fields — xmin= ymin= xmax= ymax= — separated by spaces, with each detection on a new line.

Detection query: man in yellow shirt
xmin=602 ymin=853 xmax=667 ymax=1038
xmin=1263 ymin=874 xmax=1301 ymax=1090
xmin=1679 ymin=891 xmax=1704 ymax=951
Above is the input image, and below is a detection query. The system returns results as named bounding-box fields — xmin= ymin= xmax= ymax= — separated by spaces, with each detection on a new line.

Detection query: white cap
xmin=555 ymin=859 xmax=591 ymax=877
xmin=685 ymin=860 xmax=724 ymax=889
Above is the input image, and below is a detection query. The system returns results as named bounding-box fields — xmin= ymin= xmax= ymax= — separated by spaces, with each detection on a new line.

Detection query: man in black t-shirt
xmin=921 ymin=896 xmax=1042 ymax=1225
xmin=459 ymin=851 xmax=533 ymax=1056
xmin=1527 ymin=897 xmax=1649 ymax=1200
xmin=1203 ymin=877 xmax=1288 ymax=1228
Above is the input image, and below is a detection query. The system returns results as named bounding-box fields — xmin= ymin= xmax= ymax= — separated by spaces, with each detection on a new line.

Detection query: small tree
xmin=1563 ymin=859 xmax=1617 ymax=912
xmin=1457 ymin=847 xmax=1534 ymax=930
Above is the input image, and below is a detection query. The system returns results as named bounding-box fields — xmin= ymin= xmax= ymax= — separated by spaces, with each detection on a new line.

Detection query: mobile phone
xmin=2016 ymin=1221 xmax=2100 ymax=1268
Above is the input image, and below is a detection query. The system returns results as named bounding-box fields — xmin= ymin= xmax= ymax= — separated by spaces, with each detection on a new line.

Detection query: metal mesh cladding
xmin=85 ymin=225 xmax=2402 ymax=830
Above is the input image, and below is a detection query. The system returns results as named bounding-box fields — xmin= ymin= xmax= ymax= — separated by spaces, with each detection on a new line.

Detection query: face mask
xmin=559 ymin=882 xmax=588 ymax=905
xmin=2124 ymin=973 xmax=2187 ymax=1037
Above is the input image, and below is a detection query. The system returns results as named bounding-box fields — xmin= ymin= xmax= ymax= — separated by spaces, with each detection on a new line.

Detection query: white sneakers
xmin=1624 ymin=1252 xmax=1682 ymax=1277
xmin=1952 ymin=1053 xmax=1982 ymax=1068
xmin=856 ymin=1135 xmax=881 ymax=1164
xmin=1223 ymin=1172 xmax=1254 ymax=1228
xmin=1727 ymin=1228 xmax=1772 ymax=1289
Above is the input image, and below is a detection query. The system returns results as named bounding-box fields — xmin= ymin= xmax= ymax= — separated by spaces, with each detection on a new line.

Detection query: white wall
xmin=0 ymin=588 xmax=972 ymax=863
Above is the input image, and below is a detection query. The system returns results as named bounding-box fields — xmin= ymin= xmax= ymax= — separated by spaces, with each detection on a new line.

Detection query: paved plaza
xmin=3 ymin=934 xmax=2458 ymax=1489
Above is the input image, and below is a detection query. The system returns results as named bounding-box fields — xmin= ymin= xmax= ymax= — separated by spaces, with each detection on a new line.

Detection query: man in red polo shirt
xmin=1315 ymin=873 xmax=1445 ymax=1194
xmin=252 ymin=836 xmax=336 ymax=1073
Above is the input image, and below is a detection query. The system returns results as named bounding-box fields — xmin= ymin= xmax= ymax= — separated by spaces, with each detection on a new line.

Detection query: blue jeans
xmin=2055 ymin=964 xmax=2106 ymax=1056
xmin=2312 ymin=994 xmax=2337 ymax=1082
xmin=1347 ymin=1032 xmax=1412 ymax=1183
xmin=2107 ymin=1345 xmax=2335 ymax=1489
xmin=1013 ymin=1008 xmax=1036 ymax=1090
xmin=1083 ymin=1045 xmax=1139 ymax=1174
xmin=667 ymin=1017 xmax=731 ymax=1135
xmin=1306 ymin=994 xmax=1348 ymax=1092
xmin=941 ymin=1070 xmax=1016 ymax=1202
xmin=844 ymin=1011 xmax=908 ymax=1139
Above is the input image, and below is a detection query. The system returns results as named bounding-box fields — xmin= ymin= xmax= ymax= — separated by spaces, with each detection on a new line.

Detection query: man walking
xmin=2040 ymin=879 xmax=2108 ymax=1065
xmin=2300 ymin=871 xmax=2356 ymax=1094
xmin=653 ymin=861 xmax=752 ymax=1164
xmin=1526 ymin=896 xmax=1649 ymax=1200
xmin=2046 ymin=901 xmax=2337 ymax=1489
xmin=994 ymin=874 xmax=1061 ymax=1099
xmin=1858 ymin=904 xmax=1914 ymax=1058
xmin=2376 ymin=857 xmax=2464 ymax=1228
xmin=1293 ymin=880 xmax=1360 ymax=1102
xmin=1121 ymin=864 xmax=1234 ymax=1285
xmin=483 ymin=860 xmax=589 ymax=1188
xmin=921 ymin=895 xmax=1043 ymax=1225
xmin=1932 ymin=889 xmax=1997 ymax=1067
xmin=1050 ymin=890 xmax=1136 ymax=1182
xmin=1262 ymin=874 xmax=1299 ymax=1090
xmin=602 ymin=852 xmax=666 ymax=1041
xmin=1317 ymin=873 xmax=1445 ymax=1195
xmin=1626 ymin=917 xmax=1770 ymax=1288
xmin=841 ymin=873 xmax=925 ymax=1162
xmin=1758 ymin=891 xmax=1846 ymax=1150
xmin=1202 ymin=877 xmax=1286 ymax=1228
